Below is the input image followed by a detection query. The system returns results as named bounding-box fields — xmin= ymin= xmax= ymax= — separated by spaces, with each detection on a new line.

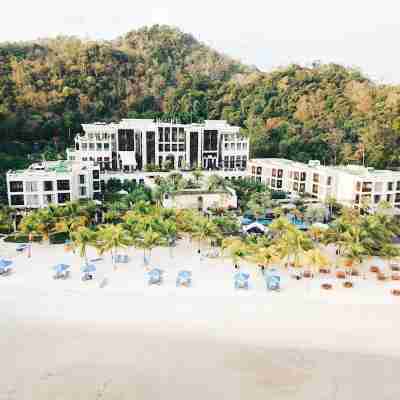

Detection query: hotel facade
xmin=248 ymin=158 xmax=400 ymax=210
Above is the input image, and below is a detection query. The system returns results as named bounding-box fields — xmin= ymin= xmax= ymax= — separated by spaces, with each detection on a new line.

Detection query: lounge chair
xmin=82 ymin=273 xmax=94 ymax=281
xmin=16 ymin=244 xmax=28 ymax=252
xmin=81 ymin=264 xmax=96 ymax=281
xmin=265 ymin=269 xmax=281 ymax=291
xmin=147 ymin=268 xmax=163 ymax=286
xmin=53 ymin=270 xmax=70 ymax=280
xmin=234 ymin=272 xmax=249 ymax=289
xmin=176 ymin=270 xmax=192 ymax=287
xmin=0 ymin=267 xmax=12 ymax=276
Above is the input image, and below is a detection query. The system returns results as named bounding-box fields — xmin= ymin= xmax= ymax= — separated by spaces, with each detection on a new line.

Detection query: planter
xmin=336 ymin=271 xmax=346 ymax=279
xmin=343 ymin=281 xmax=353 ymax=288
xmin=321 ymin=283 xmax=333 ymax=290
xmin=391 ymin=274 xmax=400 ymax=281
xmin=370 ymin=266 xmax=380 ymax=273
xmin=377 ymin=273 xmax=387 ymax=281
xmin=391 ymin=289 xmax=400 ymax=296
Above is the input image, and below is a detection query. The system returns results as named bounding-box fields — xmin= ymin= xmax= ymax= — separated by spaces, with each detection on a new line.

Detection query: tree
xmin=379 ymin=244 xmax=400 ymax=274
xmin=70 ymin=227 xmax=97 ymax=265
xmin=134 ymin=228 xmax=165 ymax=266
xmin=191 ymin=217 xmax=220 ymax=253
xmin=222 ymin=237 xmax=248 ymax=269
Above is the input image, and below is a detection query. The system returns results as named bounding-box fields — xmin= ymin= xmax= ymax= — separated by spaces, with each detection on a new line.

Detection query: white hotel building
xmin=248 ymin=158 xmax=400 ymax=210
xmin=7 ymin=119 xmax=249 ymax=209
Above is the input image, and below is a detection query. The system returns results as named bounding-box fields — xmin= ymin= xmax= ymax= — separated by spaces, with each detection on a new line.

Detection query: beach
xmin=1 ymin=239 xmax=400 ymax=399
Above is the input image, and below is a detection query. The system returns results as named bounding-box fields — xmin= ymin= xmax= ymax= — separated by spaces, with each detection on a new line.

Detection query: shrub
xmin=4 ymin=234 xmax=42 ymax=243
xmin=49 ymin=232 xmax=70 ymax=244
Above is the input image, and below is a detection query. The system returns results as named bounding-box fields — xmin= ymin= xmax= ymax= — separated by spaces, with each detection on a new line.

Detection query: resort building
xmin=248 ymin=158 xmax=400 ymax=210
xmin=162 ymin=188 xmax=238 ymax=212
xmin=67 ymin=119 xmax=249 ymax=172
xmin=6 ymin=161 xmax=101 ymax=208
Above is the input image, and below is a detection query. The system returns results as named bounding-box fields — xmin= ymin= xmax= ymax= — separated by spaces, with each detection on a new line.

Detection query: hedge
xmin=4 ymin=234 xmax=43 ymax=243
xmin=49 ymin=232 xmax=70 ymax=244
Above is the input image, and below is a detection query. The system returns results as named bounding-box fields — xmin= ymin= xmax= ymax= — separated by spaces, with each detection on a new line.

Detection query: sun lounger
xmin=147 ymin=268 xmax=163 ymax=285
xmin=234 ymin=272 xmax=250 ymax=289
xmin=16 ymin=244 xmax=28 ymax=252
xmin=265 ymin=269 xmax=281 ymax=291
xmin=176 ymin=270 xmax=192 ymax=287
xmin=0 ymin=267 xmax=12 ymax=276
xmin=53 ymin=270 xmax=70 ymax=280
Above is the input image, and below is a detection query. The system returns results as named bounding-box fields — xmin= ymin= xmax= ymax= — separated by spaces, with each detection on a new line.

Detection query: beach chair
xmin=265 ymin=269 xmax=281 ymax=291
xmin=176 ymin=270 xmax=192 ymax=287
xmin=16 ymin=244 xmax=27 ymax=252
xmin=147 ymin=268 xmax=163 ymax=286
xmin=0 ymin=259 xmax=13 ymax=276
xmin=81 ymin=264 xmax=96 ymax=282
xmin=0 ymin=266 xmax=12 ymax=276
xmin=53 ymin=264 xmax=70 ymax=280
xmin=234 ymin=272 xmax=250 ymax=289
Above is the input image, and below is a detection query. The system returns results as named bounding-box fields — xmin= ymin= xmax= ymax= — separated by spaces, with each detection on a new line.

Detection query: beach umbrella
xmin=81 ymin=264 xmax=96 ymax=273
xmin=0 ymin=258 xmax=13 ymax=270
xmin=53 ymin=264 xmax=70 ymax=274
xmin=234 ymin=272 xmax=250 ymax=280
xmin=178 ymin=270 xmax=192 ymax=279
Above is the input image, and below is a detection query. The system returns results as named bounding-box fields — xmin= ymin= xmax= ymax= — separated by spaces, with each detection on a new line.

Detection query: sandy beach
xmin=1 ymin=239 xmax=400 ymax=399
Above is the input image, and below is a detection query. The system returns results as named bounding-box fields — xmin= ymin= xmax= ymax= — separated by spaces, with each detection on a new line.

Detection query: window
xmin=356 ymin=181 xmax=361 ymax=191
xmin=58 ymin=193 xmax=70 ymax=204
xmin=355 ymin=194 xmax=360 ymax=204
xmin=272 ymin=169 xmax=277 ymax=177
xmin=243 ymin=143 xmax=247 ymax=150
xmin=10 ymin=195 xmax=24 ymax=206
xmin=374 ymin=194 xmax=381 ymax=204
xmin=44 ymin=181 xmax=53 ymax=191
xmin=277 ymin=169 xmax=283 ymax=178
xmin=300 ymin=172 xmax=306 ymax=181
xmin=158 ymin=127 xmax=163 ymax=142
xmin=172 ymin=128 xmax=177 ymax=142
xmin=179 ymin=143 xmax=185 ymax=152
xmin=294 ymin=172 xmax=299 ymax=180
xmin=277 ymin=180 xmax=282 ymax=189
xmin=327 ymin=176 xmax=332 ymax=186
xmin=256 ymin=177 xmax=261 ymax=183
xmin=362 ymin=182 xmax=372 ymax=192
xmin=172 ymin=144 xmax=177 ymax=151
xmin=256 ymin=167 xmax=262 ymax=175
xmin=159 ymin=156 xmax=163 ymax=166
xmin=312 ymin=184 xmax=318 ymax=194
xmin=224 ymin=143 xmax=229 ymax=150
xmin=165 ymin=144 xmax=170 ymax=152
xmin=395 ymin=193 xmax=400 ymax=203
xmin=57 ymin=180 xmax=70 ymax=191
xmin=293 ymin=182 xmax=299 ymax=191
xmin=159 ymin=144 xmax=164 ymax=152
xmin=25 ymin=181 xmax=38 ymax=193
xmin=79 ymin=187 xmax=87 ymax=197
xmin=252 ymin=166 xmax=255 ymax=174
xmin=82 ymin=143 xmax=88 ymax=150
xmin=93 ymin=181 xmax=100 ymax=191
xmin=96 ymin=143 xmax=102 ymax=151
xmin=397 ymin=181 xmax=400 ymax=191
xmin=300 ymin=183 xmax=305 ymax=192
xmin=387 ymin=194 xmax=393 ymax=202
xmin=165 ymin=128 xmax=170 ymax=141
xmin=179 ymin=129 xmax=185 ymax=142
xmin=237 ymin=143 xmax=242 ymax=150
xmin=9 ymin=181 xmax=23 ymax=192
xmin=89 ymin=143 xmax=95 ymax=150
xmin=79 ymin=175 xmax=85 ymax=185
xmin=104 ymin=143 xmax=110 ymax=150
xmin=313 ymin=173 xmax=319 ymax=183
xmin=230 ymin=143 xmax=235 ymax=150
xmin=388 ymin=182 xmax=394 ymax=191
xmin=93 ymin=170 xmax=99 ymax=180
xmin=271 ymin=179 xmax=276 ymax=188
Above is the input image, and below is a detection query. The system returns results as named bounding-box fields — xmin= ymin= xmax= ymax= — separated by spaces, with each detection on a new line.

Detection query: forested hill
xmin=1 ymin=24 xmax=400 ymax=170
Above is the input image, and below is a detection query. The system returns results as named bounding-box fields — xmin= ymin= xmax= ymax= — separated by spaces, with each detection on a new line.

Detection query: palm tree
xmin=96 ymin=224 xmax=132 ymax=270
xmin=19 ymin=214 xmax=40 ymax=258
xmin=247 ymin=244 xmax=280 ymax=271
xmin=70 ymin=226 xmax=97 ymax=265
xmin=159 ymin=219 xmax=178 ymax=258
xmin=134 ymin=228 xmax=165 ymax=267
xmin=54 ymin=215 xmax=88 ymax=240
xmin=222 ymin=237 xmax=248 ymax=269
xmin=191 ymin=217 xmax=220 ymax=254
xmin=304 ymin=248 xmax=330 ymax=275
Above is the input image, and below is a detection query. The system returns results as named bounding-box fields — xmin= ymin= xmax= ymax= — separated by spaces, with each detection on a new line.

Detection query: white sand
xmin=1 ymin=238 xmax=400 ymax=399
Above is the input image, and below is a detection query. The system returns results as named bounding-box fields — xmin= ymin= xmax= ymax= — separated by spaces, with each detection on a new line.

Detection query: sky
xmin=1 ymin=0 xmax=399 ymax=83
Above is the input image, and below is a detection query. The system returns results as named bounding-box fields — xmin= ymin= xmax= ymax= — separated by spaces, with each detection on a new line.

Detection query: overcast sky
xmin=1 ymin=0 xmax=399 ymax=83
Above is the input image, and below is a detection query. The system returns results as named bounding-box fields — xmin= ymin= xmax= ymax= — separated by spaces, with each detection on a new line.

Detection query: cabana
xmin=53 ymin=263 xmax=70 ymax=280
xmin=147 ymin=268 xmax=163 ymax=286
xmin=265 ymin=268 xmax=281 ymax=291
xmin=234 ymin=272 xmax=250 ymax=289
xmin=0 ymin=259 xmax=13 ymax=276
xmin=176 ymin=270 xmax=192 ymax=287
xmin=81 ymin=264 xmax=96 ymax=281
xmin=243 ymin=222 xmax=268 ymax=235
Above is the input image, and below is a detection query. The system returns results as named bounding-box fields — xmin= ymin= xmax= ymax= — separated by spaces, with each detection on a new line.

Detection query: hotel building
xmin=248 ymin=158 xmax=400 ymax=210
xmin=67 ymin=119 xmax=249 ymax=172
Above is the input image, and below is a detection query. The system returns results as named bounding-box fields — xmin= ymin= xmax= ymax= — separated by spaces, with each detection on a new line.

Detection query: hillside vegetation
xmin=0 ymin=24 xmax=400 ymax=171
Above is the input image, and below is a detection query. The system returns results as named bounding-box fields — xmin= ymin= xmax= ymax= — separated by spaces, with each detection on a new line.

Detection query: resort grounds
xmin=1 ymin=237 xmax=400 ymax=399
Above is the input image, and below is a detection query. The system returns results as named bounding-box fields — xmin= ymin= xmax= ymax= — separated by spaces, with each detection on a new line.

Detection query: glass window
xmin=159 ymin=144 xmax=164 ymax=152
xmin=158 ymin=127 xmax=163 ymax=142
xmin=9 ymin=181 xmax=23 ymax=192
xmin=10 ymin=194 xmax=24 ymax=206
xmin=374 ymin=195 xmax=381 ymax=204
xmin=278 ymin=169 xmax=283 ymax=178
xmin=271 ymin=179 xmax=276 ymax=188
xmin=395 ymin=193 xmax=400 ymax=203
xmin=172 ymin=144 xmax=177 ymax=151
xmin=356 ymin=182 xmax=361 ymax=191
xmin=179 ymin=144 xmax=185 ymax=151
xmin=387 ymin=194 xmax=393 ymax=202
xmin=165 ymin=128 xmax=170 ymax=141
xmin=396 ymin=181 xmax=400 ymax=191
xmin=93 ymin=170 xmax=100 ymax=180
xmin=272 ymin=169 xmax=277 ymax=177
xmin=313 ymin=173 xmax=319 ymax=183
xmin=104 ymin=143 xmax=110 ymax=150
xmin=44 ymin=181 xmax=53 ymax=191
xmin=179 ymin=129 xmax=185 ymax=142
xmin=165 ymin=144 xmax=170 ymax=152
xmin=25 ymin=181 xmax=38 ymax=192
xmin=57 ymin=180 xmax=70 ymax=191
xmin=301 ymin=172 xmax=307 ymax=181
xmin=327 ymin=176 xmax=332 ymax=186
xmin=355 ymin=194 xmax=360 ymax=204
xmin=79 ymin=187 xmax=87 ymax=196
xmin=294 ymin=172 xmax=299 ymax=180
xmin=172 ymin=128 xmax=177 ymax=142
xmin=96 ymin=143 xmax=102 ymax=150
xmin=82 ymin=143 xmax=87 ymax=150
xmin=79 ymin=175 xmax=85 ymax=185
xmin=300 ymin=183 xmax=305 ymax=192
xmin=312 ymin=184 xmax=318 ymax=194
xmin=224 ymin=143 xmax=229 ymax=150
xmin=89 ymin=143 xmax=95 ymax=150
xmin=58 ymin=193 xmax=70 ymax=204
xmin=388 ymin=182 xmax=394 ymax=191
xmin=293 ymin=182 xmax=299 ymax=191
xmin=362 ymin=182 xmax=372 ymax=192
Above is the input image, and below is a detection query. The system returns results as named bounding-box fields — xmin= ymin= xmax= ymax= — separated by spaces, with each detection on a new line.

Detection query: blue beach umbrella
xmin=178 ymin=270 xmax=192 ymax=279
xmin=81 ymin=264 xmax=96 ymax=274
xmin=53 ymin=264 xmax=70 ymax=274
xmin=0 ymin=258 xmax=13 ymax=270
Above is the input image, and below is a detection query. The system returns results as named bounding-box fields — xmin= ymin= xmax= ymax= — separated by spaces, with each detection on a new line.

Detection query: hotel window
xmin=165 ymin=144 xmax=170 ymax=152
xmin=43 ymin=181 xmax=53 ymax=191
xmin=165 ymin=128 xmax=170 ymax=141
xmin=355 ymin=194 xmax=360 ymax=204
xmin=356 ymin=181 xmax=361 ymax=191
xmin=82 ymin=143 xmax=88 ymax=150
xmin=89 ymin=143 xmax=95 ymax=150
xmin=159 ymin=143 xmax=164 ymax=152
xmin=242 ymin=156 xmax=247 ymax=168
xmin=388 ymin=182 xmax=394 ymax=191
xmin=387 ymin=194 xmax=393 ymax=202
xmin=230 ymin=143 xmax=235 ymax=150
xmin=9 ymin=181 xmax=23 ymax=192
xmin=230 ymin=156 xmax=235 ymax=169
xmin=293 ymin=182 xmax=299 ymax=191
xmin=79 ymin=187 xmax=87 ymax=197
xmin=300 ymin=183 xmax=305 ymax=192
xmin=224 ymin=156 xmax=229 ymax=169
xmin=95 ymin=134 xmax=101 ymax=141
xmin=252 ymin=166 xmax=255 ymax=174
xmin=10 ymin=194 xmax=24 ymax=206
xmin=58 ymin=193 xmax=70 ymax=204
xmin=256 ymin=167 xmax=262 ymax=175
xmin=159 ymin=156 xmax=163 ymax=166
xmin=237 ymin=143 xmax=242 ymax=150
xmin=313 ymin=173 xmax=319 ymax=183
xmin=327 ymin=176 xmax=332 ymax=186
xmin=96 ymin=143 xmax=102 ymax=151
xmin=300 ymin=172 xmax=306 ymax=181
xmin=79 ymin=175 xmax=85 ymax=185
xmin=312 ymin=184 xmax=318 ymax=194
xmin=277 ymin=169 xmax=283 ymax=178
xmin=224 ymin=143 xmax=229 ymax=150
xmin=179 ymin=143 xmax=185 ymax=151
xmin=179 ymin=129 xmax=185 ymax=142
xmin=294 ymin=172 xmax=299 ymax=180
xmin=25 ymin=181 xmax=38 ymax=193
xmin=397 ymin=181 xmax=400 ymax=191
xmin=277 ymin=180 xmax=282 ymax=189
xmin=172 ymin=128 xmax=177 ymax=142
xmin=57 ymin=180 xmax=70 ymax=191
xmin=104 ymin=143 xmax=110 ymax=150
xmin=395 ymin=193 xmax=400 ymax=203
xmin=172 ymin=144 xmax=177 ymax=151
xmin=362 ymin=182 xmax=372 ymax=192
xmin=374 ymin=194 xmax=381 ymax=204
xmin=158 ymin=128 xmax=163 ymax=142
xmin=93 ymin=170 xmax=100 ymax=180
xmin=271 ymin=179 xmax=276 ymax=188
xmin=102 ymin=133 xmax=108 ymax=140
xmin=272 ymin=169 xmax=277 ymax=177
